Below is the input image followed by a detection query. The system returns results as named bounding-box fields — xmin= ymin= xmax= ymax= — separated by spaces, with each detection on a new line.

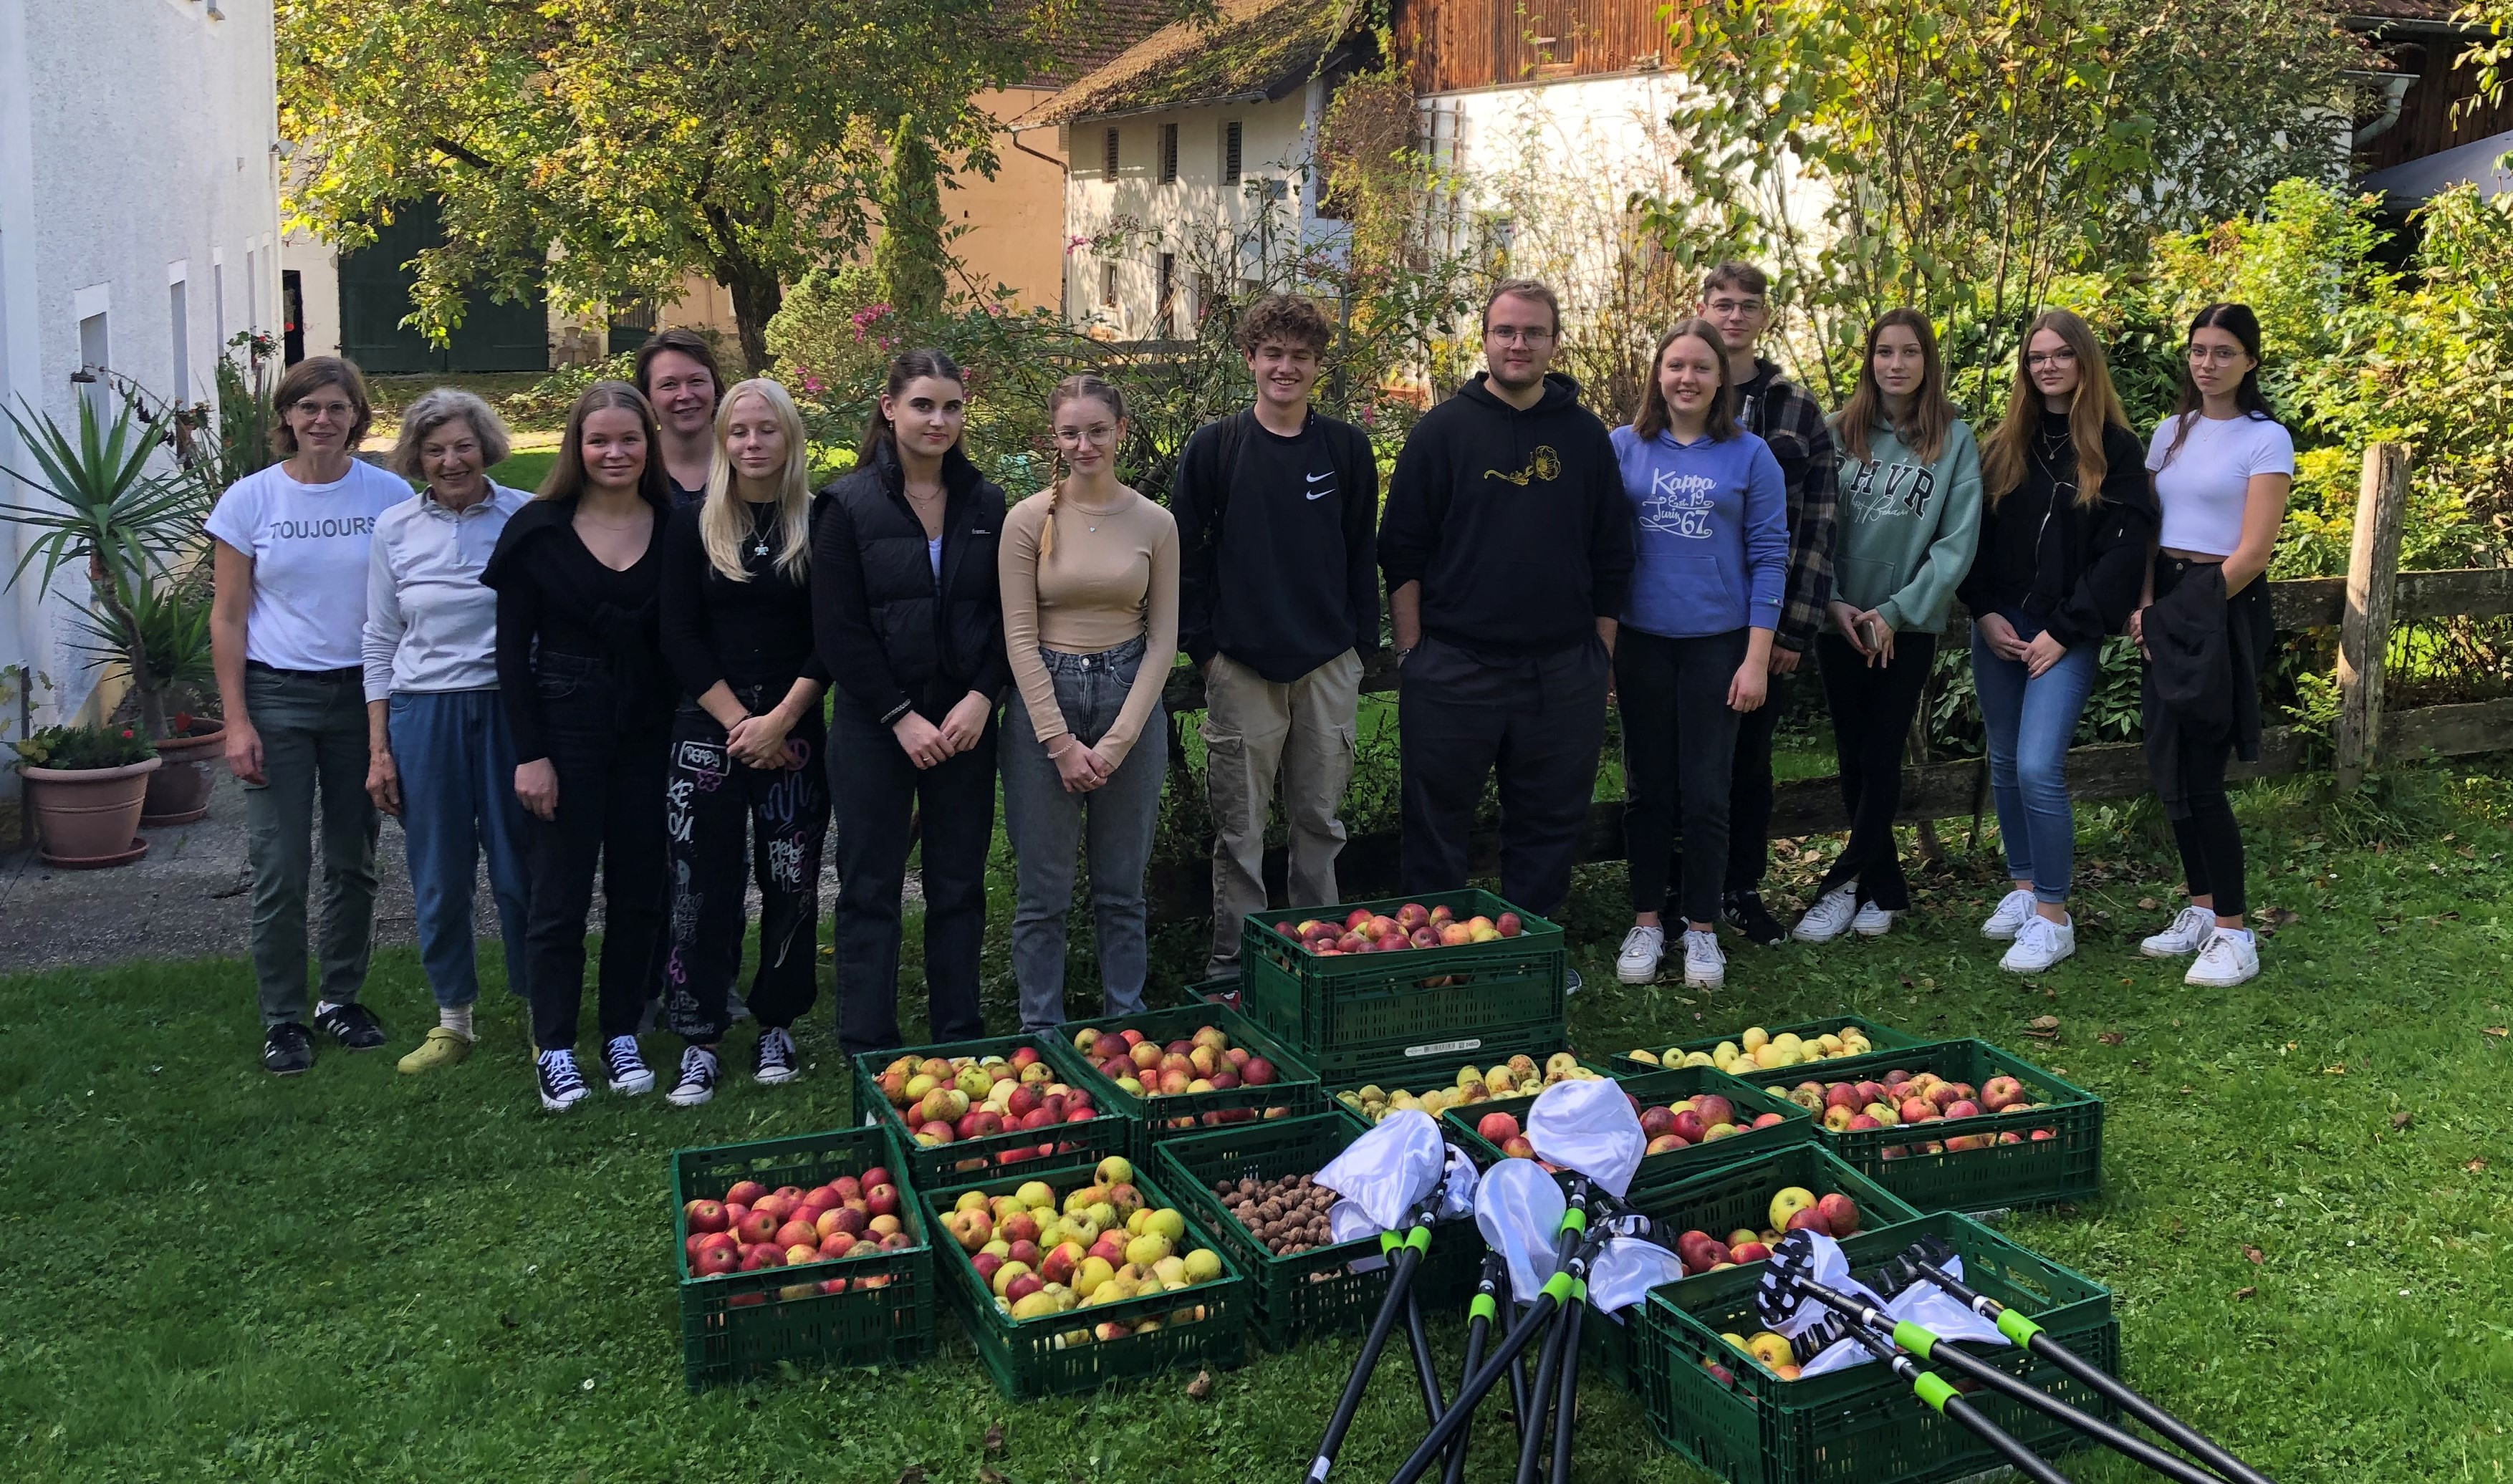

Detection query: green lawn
xmin=489 ymin=449 xmax=557 ymax=493
xmin=3 ymin=771 xmax=2509 ymax=1481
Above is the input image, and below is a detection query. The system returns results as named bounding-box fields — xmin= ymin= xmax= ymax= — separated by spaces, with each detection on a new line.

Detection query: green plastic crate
xmin=923 ymin=1160 xmax=1247 ymax=1398
xmin=1613 ymin=1016 xmax=1924 ymax=1078
xmin=1051 ymin=1003 xmax=1329 ymax=1155
xmin=1323 ymin=1031 xmax=1581 ymax=1114
xmin=1445 ymin=1064 xmax=1815 ymax=1200
xmin=1737 ymin=1039 xmax=2104 ymax=1212
xmin=1580 ymin=1145 xmax=1928 ymax=1392
xmin=1153 ymin=1109 xmax=1479 ymax=1351
xmin=850 ymin=1032 xmax=1137 ymax=1193
xmin=1182 ymin=975 xmax=1241 ymax=1011
xmin=668 ymin=1124 xmax=936 ymax=1390
xmin=1638 ymin=1211 xmax=2118 ymax=1484
xmin=1239 ymin=889 xmax=1566 ymax=1081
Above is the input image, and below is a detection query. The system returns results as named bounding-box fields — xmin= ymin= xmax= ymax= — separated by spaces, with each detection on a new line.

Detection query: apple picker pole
xmin=1872 ymin=1236 xmax=2277 ymax=1484
xmin=1438 ymin=1258 xmax=1505 ymax=1484
xmin=1306 ymin=1203 xmax=1438 ymax=1481
xmin=1787 ymin=1306 xmax=2078 ymax=1484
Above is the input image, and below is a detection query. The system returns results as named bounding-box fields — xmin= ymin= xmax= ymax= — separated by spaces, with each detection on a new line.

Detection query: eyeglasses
xmin=2188 ymin=345 xmax=2250 ymax=367
xmin=2024 ymin=349 xmax=2078 ymax=368
xmin=1487 ymin=326 xmax=1555 ymax=345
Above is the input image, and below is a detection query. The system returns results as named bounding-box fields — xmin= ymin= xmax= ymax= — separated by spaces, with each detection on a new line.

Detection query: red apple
xmin=695 ymin=1244 xmax=741 ymax=1277
xmin=1784 ymin=1207 xmax=1831 ymax=1235
xmin=1477 ymin=1111 xmax=1521 ymax=1142
xmin=1981 ymin=1075 xmax=2025 ymax=1112
xmin=1816 ymin=1192 xmax=1860 ymax=1237
xmin=1942 ymin=1099 xmax=1983 ymax=1122
xmin=1242 ymin=1058 xmax=1276 ymax=1087
xmin=685 ymin=1199 xmax=729 ymax=1234
xmin=1670 ymin=1109 xmax=1709 ymax=1143
xmin=1496 ymin=911 xmax=1522 ymax=938
xmin=818 ymin=1231 xmax=857 ymax=1259
xmin=1690 ymin=1095 xmax=1734 ymax=1127
xmin=865 ymin=1184 xmax=900 ymax=1218
xmin=736 ymin=1210 xmax=781 ymax=1245
xmin=1500 ymin=1135 xmax=1536 ymax=1159
xmin=752 ymin=1192 xmax=795 ymax=1223
xmin=724 ymin=1180 xmax=769 ymax=1208
xmin=775 ymin=1219 xmax=820 ymax=1251
xmin=1346 ymin=907 xmax=1376 ymax=930
xmin=1638 ymin=1106 xmax=1676 ymax=1138
xmin=1645 ymin=1134 xmax=1689 ymax=1154
xmin=1729 ymin=1241 xmax=1771 ymax=1264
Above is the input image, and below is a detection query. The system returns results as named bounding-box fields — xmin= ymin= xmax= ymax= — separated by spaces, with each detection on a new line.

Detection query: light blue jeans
xmin=388 ymin=688 xmax=532 ymax=1008
xmin=1971 ymin=620 xmax=2100 ymax=905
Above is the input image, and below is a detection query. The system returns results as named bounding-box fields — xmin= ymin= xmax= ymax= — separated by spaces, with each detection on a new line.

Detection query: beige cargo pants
xmin=1201 ymin=648 xmax=1363 ymax=978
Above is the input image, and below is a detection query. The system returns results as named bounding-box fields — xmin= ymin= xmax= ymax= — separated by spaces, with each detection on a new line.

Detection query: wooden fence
xmin=1143 ymin=443 xmax=2513 ymax=915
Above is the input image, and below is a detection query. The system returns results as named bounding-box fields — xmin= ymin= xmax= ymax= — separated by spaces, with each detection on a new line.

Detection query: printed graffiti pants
xmin=659 ymin=695 xmax=829 ymax=1044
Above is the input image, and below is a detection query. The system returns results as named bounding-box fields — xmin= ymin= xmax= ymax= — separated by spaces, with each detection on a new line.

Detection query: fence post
xmin=2335 ymin=442 xmax=2409 ymax=790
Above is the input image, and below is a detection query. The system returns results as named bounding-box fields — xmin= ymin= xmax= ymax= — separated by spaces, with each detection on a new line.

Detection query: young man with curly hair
xmin=1172 ymin=294 xmax=1382 ymax=979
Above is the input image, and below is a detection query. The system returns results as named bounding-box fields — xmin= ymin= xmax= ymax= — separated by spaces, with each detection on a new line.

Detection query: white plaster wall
xmin=282 ymin=228 xmax=341 ymax=360
xmin=0 ymin=0 xmax=282 ymax=738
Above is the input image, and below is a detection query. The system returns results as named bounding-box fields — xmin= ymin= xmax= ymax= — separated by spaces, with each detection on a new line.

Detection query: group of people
xmin=205 ymin=264 xmax=2291 ymax=1111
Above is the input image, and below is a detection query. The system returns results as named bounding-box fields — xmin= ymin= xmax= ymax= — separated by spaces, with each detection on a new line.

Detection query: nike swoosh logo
xmin=1305 ymin=489 xmax=1331 ymax=500
xmin=1306 ymin=473 xmax=1333 ymax=483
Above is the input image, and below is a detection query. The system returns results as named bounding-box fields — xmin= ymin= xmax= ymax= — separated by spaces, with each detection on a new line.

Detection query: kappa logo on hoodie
xmin=1638 ymin=468 xmax=1718 ymax=539
xmin=1483 ymin=445 xmax=1562 ymax=486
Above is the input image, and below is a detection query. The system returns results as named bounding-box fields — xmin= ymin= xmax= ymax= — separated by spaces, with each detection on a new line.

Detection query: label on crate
xmin=1403 ymin=1038 xmax=1484 ymax=1059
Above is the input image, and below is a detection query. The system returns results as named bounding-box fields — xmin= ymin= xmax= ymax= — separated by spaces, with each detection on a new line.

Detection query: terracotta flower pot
xmin=141 ymin=718 xmax=226 ymax=827
xmin=21 ymin=756 xmax=160 ymax=868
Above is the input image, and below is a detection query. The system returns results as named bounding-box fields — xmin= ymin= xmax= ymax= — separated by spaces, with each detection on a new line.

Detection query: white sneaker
xmin=1681 ymin=928 xmax=1726 ymax=989
xmin=1792 ymin=883 xmax=1858 ymax=943
xmin=2140 ymin=905 xmax=2216 ymax=958
xmin=1981 ymin=888 xmax=2036 ymax=940
xmin=2184 ymin=929 xmax=2259 ymax=987
xmin=1616 ymin=925 xmax=1666 ymax=984
xmin=601 ymin=1035 xmax=655 ymax=1095
xmin=1999 ymin=914 xmax=2076 ymax=973
xmin=1852 ymin=901 xmax=1895 ymax=937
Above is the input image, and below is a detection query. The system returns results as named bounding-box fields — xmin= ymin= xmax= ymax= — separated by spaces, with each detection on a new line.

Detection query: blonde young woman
xmin=655 ymin=379 xmax=830 ymax=1106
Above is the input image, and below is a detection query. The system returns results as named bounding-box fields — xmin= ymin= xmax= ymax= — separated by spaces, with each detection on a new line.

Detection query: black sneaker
xmin=315 ymin=1002 xmax=388 ymax=1050
xmin=537 ymin=1049 xmax=590 ymax=1112
xmin=601 ymin=1035 xmax=655 ymax=1095
xmin=1723 ymin=891 xmax=1789 ymax=948
xmin=754 ymin=1026 xmax=798 ymax=1085
xmin=666 ymin=1045 xmax=719 ymax=1107
xmin=262 ymin=1021 xmax=314 ymax=1076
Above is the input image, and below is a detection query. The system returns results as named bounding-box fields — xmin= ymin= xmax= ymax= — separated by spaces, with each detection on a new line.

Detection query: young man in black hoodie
xmin=1700 ymin=261 xmax=1839 ymax=946
xmin=1172 ymin=295 xmax=1379 ymax=980
xmin=1380 ymin=279 xmax=1633 ymax=968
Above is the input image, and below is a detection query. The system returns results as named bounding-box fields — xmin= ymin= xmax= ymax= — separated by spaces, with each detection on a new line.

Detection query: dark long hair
xmin=2158 ymin=302 xmax=2278 ymax=468
xmin=1834 ymin=309 xmax=1956 ymax=465
xmin=1631 ymin=319 xmax=1739 ymax=443
xmin=537 ymin=380 xmax=669 ymax=508
xmin=857 ymin=348 xmax=967 ymax=463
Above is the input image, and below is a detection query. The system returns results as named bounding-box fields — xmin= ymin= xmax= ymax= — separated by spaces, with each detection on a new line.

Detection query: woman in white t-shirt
xmin=2128 ymin=304 xmax=2292 ymax=990
xmin=207 ymin=356 xmax=413 ymax=1077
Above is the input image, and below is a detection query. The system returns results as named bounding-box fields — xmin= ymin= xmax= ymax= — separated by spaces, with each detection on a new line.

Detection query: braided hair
xmin=1039 ymin=373 xmax=1126 ymax=563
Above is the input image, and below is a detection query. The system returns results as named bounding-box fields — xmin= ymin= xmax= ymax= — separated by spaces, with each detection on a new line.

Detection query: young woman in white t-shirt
xmin=207 ymin=356 xmax=413 ymax=1076
xmin=2129 ymin=304 xmax=2292 ymax=988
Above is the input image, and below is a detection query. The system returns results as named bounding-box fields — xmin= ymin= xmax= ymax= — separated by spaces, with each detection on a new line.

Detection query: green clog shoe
xmin=398 ymin=1026 xmax=474 ymax=1074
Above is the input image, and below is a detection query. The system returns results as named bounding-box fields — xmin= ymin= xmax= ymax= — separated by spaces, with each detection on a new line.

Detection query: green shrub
xmin=11 ymin=723 xmax=157 ymax=771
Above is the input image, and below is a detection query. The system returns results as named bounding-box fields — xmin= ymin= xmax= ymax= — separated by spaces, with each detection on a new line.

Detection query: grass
xmin=489 ymin=450 xmax=557 ymax=492
xmin=3 ymin=771 xmax=2510 ymax=1481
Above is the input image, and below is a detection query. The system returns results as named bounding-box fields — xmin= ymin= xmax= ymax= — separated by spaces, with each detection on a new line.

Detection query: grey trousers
xmin=1201 ymin=648 xmax=1361 ymax=976
xmin=1001 ymin=637 xmax=1166 ymax=1031
xmin=241 ymin=664 xmax=380 ymax=1027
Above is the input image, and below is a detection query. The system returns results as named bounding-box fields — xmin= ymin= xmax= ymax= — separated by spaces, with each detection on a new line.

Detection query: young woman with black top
xmin=635 ymin=329 xmax=722 ymax=509
xmin=2130 ymin=304 xmax=2292 ymax=989
xmin=1959 ymin=309 xmax=2158 ymax=975
xmin=484 ymin=382 xmax=677 ymax=1112
xmin=655 ymin=379 xmax=832 ymax=1105
xmin=811 ymin=350 xmax=1009 ymax=1054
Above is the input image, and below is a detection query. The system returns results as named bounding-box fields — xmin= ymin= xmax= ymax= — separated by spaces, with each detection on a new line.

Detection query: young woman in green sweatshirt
xmin=1793 ymin=309 xmax=1984 ymax=943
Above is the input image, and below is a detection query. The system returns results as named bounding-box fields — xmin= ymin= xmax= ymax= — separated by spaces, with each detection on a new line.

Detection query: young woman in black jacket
xmin=483 ymin=381 xmax=677 ymax=1112
xmin=810 ymin=350 xmax=1009 ymax=1054
xmin=1959 ymin=309 xmax=2158 ymax=975
xmin=655 ymin=378 xmax=832 ymax=1107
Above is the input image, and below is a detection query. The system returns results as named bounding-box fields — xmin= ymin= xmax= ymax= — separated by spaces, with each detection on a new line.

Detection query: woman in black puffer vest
xmin=812 ymin=349 xmax=1009 ymax=1054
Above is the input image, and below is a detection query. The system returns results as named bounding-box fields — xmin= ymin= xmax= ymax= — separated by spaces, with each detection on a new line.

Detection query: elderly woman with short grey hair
xmin=362 ymin=387 xmax=533 ymax=1073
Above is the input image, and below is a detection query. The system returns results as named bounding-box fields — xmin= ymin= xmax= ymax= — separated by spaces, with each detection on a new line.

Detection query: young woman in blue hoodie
xmin=1610 ymin=319 xmax=1789 ymax=989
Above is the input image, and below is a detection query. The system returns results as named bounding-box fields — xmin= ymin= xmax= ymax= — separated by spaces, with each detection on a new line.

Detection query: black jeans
xmin=1814 ymin=630 xmax=1938 ymax=911
xmin=523 ymin=655 xmax=669 ymax=1052
xmin=660 ymin=695 xmax=830 ymax=1044
xmin=1617 ymin=627 xmax=1748 ymax=925
xmin=829 ymin=693 xmax=994 ymax=1056
xmin=1398 ymin=633 xmax=1610 ymax=920
xmin=2146 ymin=559 xmax=2253 ymax=917
xmin=1725 ymin=663 xmax=1797 ymax=895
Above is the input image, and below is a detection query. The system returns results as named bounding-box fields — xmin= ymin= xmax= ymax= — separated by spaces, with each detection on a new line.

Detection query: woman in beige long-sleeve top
xmin=999 ymin=374 xmax=1181 ymax=1028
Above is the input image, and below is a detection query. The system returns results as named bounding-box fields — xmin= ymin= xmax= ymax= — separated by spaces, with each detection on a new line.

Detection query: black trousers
xmin=828 ymin=693 xmax=995 ymax=1056
xmin=1616 ymin=627 xmax=1748 ymax=925
xmin=2145 ymin=559 xmax=2254 ymax=917
xmin=1724 ymin=662 xmax=1797 ymax=894
xmin=524 ymin=658 xmax=668 ymax=1052
xmin=660 ymin=696 xmax=830 ymax=1044
xmin=1813 ymin=630 xmax=1938 ymax=911
xmin=1398 ymin=633 xmax=1610 ymax=920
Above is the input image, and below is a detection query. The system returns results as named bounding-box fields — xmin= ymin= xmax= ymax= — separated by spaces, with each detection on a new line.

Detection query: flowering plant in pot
xmin=9 ymin=723 xmax=160 ymax=867
xmin=69 ymin=568 xmax=222 ymax=823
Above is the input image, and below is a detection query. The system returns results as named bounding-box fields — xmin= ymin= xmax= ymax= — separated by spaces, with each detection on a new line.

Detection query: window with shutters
xmin=1158 ymin=122 xmax=1178 ymax=184
xmin=1102 ymin=127 xmax=1120 ymax=183
xmin=1222 ymin=121 xmax=1243 ymax=185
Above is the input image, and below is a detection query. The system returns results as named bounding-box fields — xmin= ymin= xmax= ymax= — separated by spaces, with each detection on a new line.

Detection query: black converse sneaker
xmin=666 ymin=1045 xmax=719 ymax=1107
xmin=1722 ymin=890 xmax=1789 ymax=948
xmin=315 ymin=1001 xmax=388 ymax=1050
xmin=537 ymin=1049 xmax=590 ymax=1112
xmin=262 ymin=1021 xmax=314 ymax=1076
xmin=602 ymin=1036 xmax=655 ymax=1095
xmin=754 ymin=1026 xmax=799 ymax=1086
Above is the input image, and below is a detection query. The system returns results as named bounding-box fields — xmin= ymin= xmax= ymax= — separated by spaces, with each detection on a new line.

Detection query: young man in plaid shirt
xmin=1698 ymin=262 xmax=1840 ymax=945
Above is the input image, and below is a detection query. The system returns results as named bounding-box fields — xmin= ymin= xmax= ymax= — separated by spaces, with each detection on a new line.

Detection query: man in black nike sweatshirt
xmin=1379 ymin=279 xmax=1633 ymax=941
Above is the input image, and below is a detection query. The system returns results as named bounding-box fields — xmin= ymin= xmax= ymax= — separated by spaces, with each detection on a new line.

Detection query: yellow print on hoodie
xmin=1484 ymin=445 xmax=1562 ymax=486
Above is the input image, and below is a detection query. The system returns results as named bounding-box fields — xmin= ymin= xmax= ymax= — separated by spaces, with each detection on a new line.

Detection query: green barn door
xmin=337 ymin=201 xmax=549 ymax=374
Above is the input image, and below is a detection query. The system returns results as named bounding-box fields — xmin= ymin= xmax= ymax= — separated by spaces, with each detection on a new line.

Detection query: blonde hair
xmin=390 ymin=387 xmax=512 ymax=480
xmin=1981 ymin=309 xmax=2129 ymax=510
xmin=701 ymin=379 xmax=813 ymax=582
xmin=1039 ymin=374 xmax=1125 ymax=563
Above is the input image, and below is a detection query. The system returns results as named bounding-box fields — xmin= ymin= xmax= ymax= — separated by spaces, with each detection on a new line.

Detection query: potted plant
xmin=9 ymin=722 xmax=160 ymax=867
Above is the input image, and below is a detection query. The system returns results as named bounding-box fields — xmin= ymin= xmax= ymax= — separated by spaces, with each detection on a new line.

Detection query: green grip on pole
xmin=1913 ymin=1373 xmax=1959 ymax=1414
xmin=1560 ymin=1207 xmax=1587 ymax=1235
xmin=1540 ymin=1271 xmax=1575 ymax=1303
xmin=1406 ymin=1225 xmax=1431 ymax=1253
xmin=1892 ymin=1319 xmax=1936 ymax=1359
xmin=1380 ymin=1232 xmax=1400 ymax=1256
xmin=1570 ymin=1278 xmax=1587 ymax=1303
xmin=1995 ymin=1308 xmax=2043 ymax=1346
xmin=1469 ymin=1293 xmax=1498 ymax=1322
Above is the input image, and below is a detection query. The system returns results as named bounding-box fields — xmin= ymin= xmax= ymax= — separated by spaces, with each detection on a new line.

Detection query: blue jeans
xmin=388 ymin=689 xmax=531 ymax=1008
xmin=1000 ymin=638 xmax=1166 ymax=1032
xmin=1971 ymin=620 xmax=2100 ymax=905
